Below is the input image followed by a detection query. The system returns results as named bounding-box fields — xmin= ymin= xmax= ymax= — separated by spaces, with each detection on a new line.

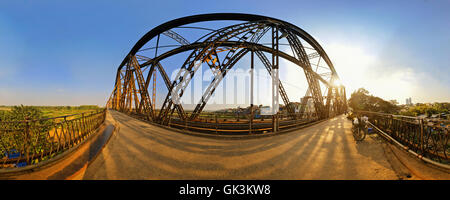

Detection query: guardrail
xmin=127 ymin=111 xmax=321 ymax=135
xmin=0 ymin=109 xmax=106 ymax=169
xmin=355 ymin=111 xmax=449 ymax=165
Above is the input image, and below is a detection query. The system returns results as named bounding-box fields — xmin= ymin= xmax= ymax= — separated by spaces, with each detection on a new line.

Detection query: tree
xmin=0 ymin=110 xmax=10 ymax=121
xmin=400 ymin=103 xmax=449 ymax=117
xmin=389 ymin=100 xmax=399 ymax=105
xmin=348 ymin=88 xmax=399 ymax=113
xmin=0 ymin=105 xmax=54 ymax=161
xmin=348 ymin=88 xmax=369 ymax=111
xmin=9 ymin=105 xmax=46 ymax=121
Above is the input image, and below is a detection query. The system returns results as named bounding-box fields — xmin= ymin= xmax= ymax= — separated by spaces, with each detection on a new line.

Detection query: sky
xmin=0 ymin=0 xmax=449 ymax=107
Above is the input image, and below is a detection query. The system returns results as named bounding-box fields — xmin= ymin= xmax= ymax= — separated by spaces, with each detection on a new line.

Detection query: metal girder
xmin=110 ymin=14 xmax=347 ymax=131
xmin=299 ymin=95 xmax=312 ymax=117
xmin=189 ymin=48 xmax=250 ymax=120
xmin=325 ymin=87 xmax=333 ymax=117
xmin=254 ymin=50 xmax=296 ymax=119
xmin=133 ymin=42 xmax=321 ymax=121
xmin=158 ymin=22 xmax=263 ymax=124
xmin=137 ymin=41 xmax=332 ymax=87
xmin=188 ymin=25 xmax=269 ymax=120
xmin=117 ymin=41 xmax=336 ymax=119
xmin=110 ymin=71 xmax=122 ymax=110
xmin=143 ymin=29 xmax=193 ymax=121
xmin=162 ymin=29 xmax=190 ymax=46
xmin=286 ymin=31 xmax=326 ymax=119
xmin=130 ymin=56 xmax=155 ymax=120
xmin=308 ymin=52 xmax=320 ymax=60
xmin=138 ymin=61 xmax=156 ymax=112
xmin=119 ymin=65 xmax=132 ymax=112
xmin=116 ymin=13 xmax=337 ymax=74
xmin=271 ymin=25 xmax=280 ymax=117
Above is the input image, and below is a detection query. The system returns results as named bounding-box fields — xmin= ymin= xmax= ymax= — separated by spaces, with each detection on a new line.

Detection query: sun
xmin=325 ymin=42 xmax=414 ymax=102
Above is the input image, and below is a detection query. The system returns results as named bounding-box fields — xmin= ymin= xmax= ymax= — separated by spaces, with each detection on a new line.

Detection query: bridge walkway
xmin=82 ymin=110 xmax=399 ymax=179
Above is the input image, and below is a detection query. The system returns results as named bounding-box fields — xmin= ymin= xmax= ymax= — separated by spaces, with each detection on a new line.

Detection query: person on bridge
xmin=361 ymin=115 xmax=368 ymax=124
xmin=353 ymin=115 xmax=368 ymax=133
xmin=361 ymin=115 xmax=369 ymax=132
xmin=353 ymin=117 xmax=359 ymax=126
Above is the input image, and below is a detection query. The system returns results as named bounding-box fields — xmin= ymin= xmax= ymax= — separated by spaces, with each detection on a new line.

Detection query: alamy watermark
xmin=168 ymin=61 xmax=279 ymax=113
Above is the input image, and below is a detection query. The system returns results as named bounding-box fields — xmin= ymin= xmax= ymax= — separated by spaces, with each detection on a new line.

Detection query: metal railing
xmin=0 ymin=109 xmax=106 ymax=169
xmin=126 ymin=110 xmax=321 ymax=135
xmin=356 ymin=111 xmax=449 ymax=165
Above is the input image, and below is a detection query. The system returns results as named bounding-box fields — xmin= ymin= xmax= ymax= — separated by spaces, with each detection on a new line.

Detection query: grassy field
xmin=0 ymin=107 xmax=11 ymax=111
xmin=0 ymin=105 xmax=102 ymax=121
xmin=41 ymin=109 xmax=99 ymax=118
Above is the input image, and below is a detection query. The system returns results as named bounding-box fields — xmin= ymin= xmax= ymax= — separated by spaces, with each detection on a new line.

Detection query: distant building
xmin=405 ymin=97 xmax=412 ymax=106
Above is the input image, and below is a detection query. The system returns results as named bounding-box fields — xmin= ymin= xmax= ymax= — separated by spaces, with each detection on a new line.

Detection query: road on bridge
xmin=82 ymin=110 xmax=399 ymax=179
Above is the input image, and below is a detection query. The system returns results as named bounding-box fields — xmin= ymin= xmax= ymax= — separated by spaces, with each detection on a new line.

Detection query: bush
xmin=0 ymin=105 xmax=54 ymax=159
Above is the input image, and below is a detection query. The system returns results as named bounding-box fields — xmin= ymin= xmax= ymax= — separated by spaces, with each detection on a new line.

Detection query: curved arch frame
xmin=108 ymin=13 xmax=347 ymax=130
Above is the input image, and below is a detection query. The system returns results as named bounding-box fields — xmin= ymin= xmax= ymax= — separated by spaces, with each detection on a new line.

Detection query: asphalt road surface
xmin=82 ymin=110 xmax=398 ymax=179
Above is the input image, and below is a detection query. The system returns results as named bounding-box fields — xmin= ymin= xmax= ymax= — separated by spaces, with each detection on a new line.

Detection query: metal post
xmin=25 ymin=119 xmax=30 ymax=165
xmin=420 ymin=118 xmax=424 ymax=153
xmin=272 ymin=115 xmax=275 ymax=133
xmin=275 ymin=28 xmax=279 ymax=132
xmin=168 ymin=114 xmax=172 ymax=127
xmin=215 ymin=114 xmax=218 ymax=134
xmin=115 ymin=72 xmax=122 ymax=110
xmin=153 ymin=34 xmax=160 ymax=110
xmin=250 ymin=50 xmax=254 ymax=134
xmin=272 ymin=27 xmax=275 ymax=120
xmin=277 ymin=113 xmax=280 ymax=131
xmin=64 ymin=116 xmax=71 ymax=148
xmin=271 ymin=25 xmax=280 ymax=133
xmin=81 ymin=113 xmax=85 ymax=138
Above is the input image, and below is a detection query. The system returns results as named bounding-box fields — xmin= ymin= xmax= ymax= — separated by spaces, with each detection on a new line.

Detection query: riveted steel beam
xmin=110 ymin=13 xmax=346 ymax=131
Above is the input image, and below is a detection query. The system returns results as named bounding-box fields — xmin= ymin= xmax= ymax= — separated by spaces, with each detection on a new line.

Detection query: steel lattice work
xmin=107 ymin=13 xmax=347 ymax=134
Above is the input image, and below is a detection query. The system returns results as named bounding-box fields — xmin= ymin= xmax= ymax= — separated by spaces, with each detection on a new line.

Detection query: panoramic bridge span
xmin=87 ymin=13 xmax=399 ymax=179
xmin=106 ymin=13 xmax=348 ymax=134
xmin=3 ymin=14 xmax=448 ymax=180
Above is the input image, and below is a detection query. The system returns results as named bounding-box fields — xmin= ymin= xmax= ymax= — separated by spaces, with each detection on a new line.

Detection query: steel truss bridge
xmin=2 ymin=14 xmax=449 ymax=176
xmin=107 ymin=13 xmax=348 ymax=134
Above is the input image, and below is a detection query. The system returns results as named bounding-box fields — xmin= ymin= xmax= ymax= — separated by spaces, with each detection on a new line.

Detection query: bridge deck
xmin=82 ymin=110 xmax=398 ymax=179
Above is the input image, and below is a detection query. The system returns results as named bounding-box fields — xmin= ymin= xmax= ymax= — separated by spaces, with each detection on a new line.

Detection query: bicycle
xmin=352 ymin=117 xmax=367 ymax=141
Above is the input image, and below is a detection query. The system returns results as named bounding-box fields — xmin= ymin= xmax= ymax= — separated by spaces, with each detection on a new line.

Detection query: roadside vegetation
xmin=0 ymin=105 xmax=103 ymax=167
xmin=348 ymin=88 xmax=449 ymax=119
xmin=0 ymin=105 xmax=101 ymax=121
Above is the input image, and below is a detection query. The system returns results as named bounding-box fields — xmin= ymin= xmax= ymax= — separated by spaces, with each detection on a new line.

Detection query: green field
xmin=0 ymin=105 xmax=102 ymax=121
xmin=0 ymin=107 xmax=11 ymax=111
xmin=41 ymin=108 xmax=99 ymax=119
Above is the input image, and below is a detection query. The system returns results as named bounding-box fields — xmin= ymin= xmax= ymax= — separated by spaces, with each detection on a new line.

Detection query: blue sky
xmin=0 ymin=0 xmax=449 ymax=106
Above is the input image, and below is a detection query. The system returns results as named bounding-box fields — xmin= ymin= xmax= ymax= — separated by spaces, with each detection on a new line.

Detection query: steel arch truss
xmin=108 ymin=13 xmax=347 ymax=129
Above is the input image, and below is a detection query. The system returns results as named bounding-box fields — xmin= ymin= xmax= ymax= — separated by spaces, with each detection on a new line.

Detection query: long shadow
xmin=353 ymin=133 xmax=393 ymax=170
xmin=88 ymin=112 xmax=392 ymax=179
xmin=89 ymin=111 xmax=333 ymax=179
xmin=114 ymin=111 xmax=320 ymax=157
xmin=322 ymin=117 xmax=394 ymax=179
xmin=336 ymin=116 xmax=392 ymax=170
xmin=314 ymin=119 xmax=359 ymax=179
xmin=114 ymin=125 xmax=324 ymax=179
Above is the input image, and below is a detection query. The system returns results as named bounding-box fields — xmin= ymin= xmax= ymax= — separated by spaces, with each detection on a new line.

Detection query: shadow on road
xmin=83 ymin=112 xmax=397 ymax=180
